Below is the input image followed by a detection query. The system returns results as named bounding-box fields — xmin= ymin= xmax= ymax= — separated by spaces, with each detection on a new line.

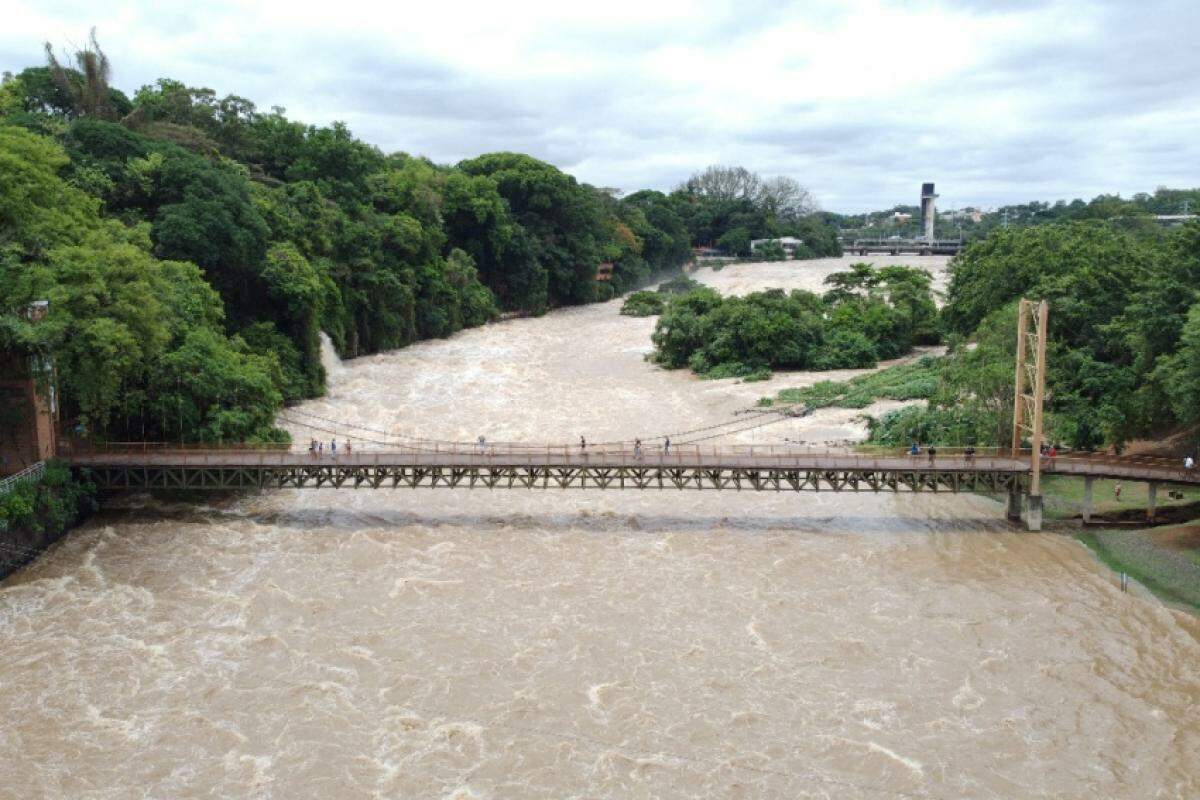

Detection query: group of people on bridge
xmin=907 ymin=443 xmax=977 ymax=462
xmin=578 ymin=436 xmax=670 ymax=459
xmin=308 ymin=439 xmax=351 ymax=458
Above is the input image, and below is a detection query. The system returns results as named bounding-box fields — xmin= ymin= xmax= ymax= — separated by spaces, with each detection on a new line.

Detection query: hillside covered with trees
xmin=0 ymin=35 xmax=841 ymax=446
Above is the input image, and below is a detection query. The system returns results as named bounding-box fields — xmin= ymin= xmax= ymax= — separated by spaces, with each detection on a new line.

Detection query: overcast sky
xmin=4 ymin=0 xmax=1198 ymax=212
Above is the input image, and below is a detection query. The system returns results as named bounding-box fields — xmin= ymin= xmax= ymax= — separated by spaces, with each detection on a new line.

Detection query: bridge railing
xmin=62 ymin=442 xmax=1029 ymax=471
xmin=65 ymin=439 xmax=1019 ymax=457
xmin=58 ymin=441 xmax=1199 ymax=481
xmin=0 ymin=461 xmax=45 ymax=497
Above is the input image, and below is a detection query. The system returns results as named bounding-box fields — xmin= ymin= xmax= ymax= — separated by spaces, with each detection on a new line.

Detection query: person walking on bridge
xmin=580 ymin=436 xmax=586 ymax=453
xmin=664 ymin=436 xmax=671 ymax=455
xmin=909 ymin=443 xmax=920 ymax=457
xmin=634 ymin=439 xmax=643 ymax=460
xmin=330 ymin=439 xmax=337 ymax=459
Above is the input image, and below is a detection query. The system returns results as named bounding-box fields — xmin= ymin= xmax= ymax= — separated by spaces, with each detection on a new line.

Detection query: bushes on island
xmin=649 ymin=263 xmax=937 ymax=379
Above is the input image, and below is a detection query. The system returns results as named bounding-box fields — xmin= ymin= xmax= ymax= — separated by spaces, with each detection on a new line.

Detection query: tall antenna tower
xmin=920 ymin=183 xmax=937 ymax=241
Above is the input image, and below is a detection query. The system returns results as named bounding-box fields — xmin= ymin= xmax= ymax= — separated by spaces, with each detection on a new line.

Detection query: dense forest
xmin=857 ymin=221 xmax=1200 ymax=450
xmin=0 ymin=35 xmax=839 ymax=444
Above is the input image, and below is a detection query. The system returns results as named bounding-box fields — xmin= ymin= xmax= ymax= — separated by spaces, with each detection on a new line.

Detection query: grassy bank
xmin=1039 ymin=475 xmax=1200 ymax=520
xmin=759 ymin=356 xmax=942 ymax=409
xmin=1075 ymin=524 xmax=1200 ymax=610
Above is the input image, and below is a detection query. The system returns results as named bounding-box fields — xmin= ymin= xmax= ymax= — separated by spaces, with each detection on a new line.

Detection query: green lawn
xmin=1039 ymin=475 xmax=1200 ymax=520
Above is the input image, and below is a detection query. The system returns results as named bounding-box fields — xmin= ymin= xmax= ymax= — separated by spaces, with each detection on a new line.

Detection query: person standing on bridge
xmin=580 ymin=436 xmax=586 ymax=453
xmin=909 ymin=443 xmax=920 ymax=457
xmin=1185 ymin=455 xmax=1195 ymax=470
xmin=634 ymin=439 xmax=643 ymax=460
xmin=345 ymin=440 xmax=351 ymax=454
xmin=330 ymin=439 xmax=337 ymax=459
xmin=664 ymin=436 xmax=671 ymax=455
xmin=928 ymin=447 xmax=936 ymax=463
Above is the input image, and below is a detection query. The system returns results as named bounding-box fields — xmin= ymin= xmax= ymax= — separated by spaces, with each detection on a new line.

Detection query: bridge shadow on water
xmin=92 ymin=503 xmax=1012 ymax=536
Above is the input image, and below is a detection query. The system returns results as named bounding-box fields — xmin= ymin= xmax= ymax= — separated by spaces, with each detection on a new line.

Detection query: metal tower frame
xmin=1011 ymin=298 xmax=1049 ymax=495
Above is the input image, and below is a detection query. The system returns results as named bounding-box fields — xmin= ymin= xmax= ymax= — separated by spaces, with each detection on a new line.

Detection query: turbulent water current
xmin=2 ymin=256 xmax=1197 ymax=798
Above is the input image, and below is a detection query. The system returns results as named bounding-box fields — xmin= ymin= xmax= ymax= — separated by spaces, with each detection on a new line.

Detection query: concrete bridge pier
xmin=1025 ymin=494 xmax=1043 ymax=531
xmin=1006 ymin=489 xmax=1022 ymax=522
xmin=1006 ymin=490 xmax=1043 ymax=531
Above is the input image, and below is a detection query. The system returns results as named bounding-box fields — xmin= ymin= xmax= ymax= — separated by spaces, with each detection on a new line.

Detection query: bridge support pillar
xmin=1082 ymin=477 xmax=1093 ymax=524
xmin=1006 ymin=489 xmax=1022 ymax=522
xmin=1147 ymin=482 xmax=1157 ymax=523
xmin=1025 ymin=494 xmax=1043 ymax=531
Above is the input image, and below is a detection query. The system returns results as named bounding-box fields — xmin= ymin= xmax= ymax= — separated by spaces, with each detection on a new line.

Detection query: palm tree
xmin=44 ymin=27 xmax=115 ymax=120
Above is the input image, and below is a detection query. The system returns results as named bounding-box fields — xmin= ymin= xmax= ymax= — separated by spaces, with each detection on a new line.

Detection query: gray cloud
xmin=2 ymin=0 xmax=1197 ymax=212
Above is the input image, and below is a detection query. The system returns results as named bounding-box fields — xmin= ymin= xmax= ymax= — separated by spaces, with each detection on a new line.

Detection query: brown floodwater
xmin=1 ymin=256 xmax=1197 ymax=799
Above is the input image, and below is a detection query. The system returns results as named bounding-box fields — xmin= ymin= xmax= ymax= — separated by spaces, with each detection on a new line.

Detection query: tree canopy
xmin=0 ymin=35 xmax=701 ymax=444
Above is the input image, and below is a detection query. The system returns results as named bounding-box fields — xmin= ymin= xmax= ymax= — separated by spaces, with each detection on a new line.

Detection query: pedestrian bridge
xmin=63 ymin=444 xmax=1198 ymax=530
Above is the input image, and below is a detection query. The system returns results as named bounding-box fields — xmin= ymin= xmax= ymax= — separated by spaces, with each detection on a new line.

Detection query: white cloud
xmin=3 ymin=0 xmax=1198 ymax=211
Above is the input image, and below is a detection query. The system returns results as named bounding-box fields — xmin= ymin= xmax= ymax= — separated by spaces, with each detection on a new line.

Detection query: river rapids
xmin=1 ymin=256 xmax=1197 ymax=798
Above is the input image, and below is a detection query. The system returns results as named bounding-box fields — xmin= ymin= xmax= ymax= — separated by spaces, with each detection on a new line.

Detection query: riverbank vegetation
xmin=878 ymin=221 xmax=1200 ymax=449
xmin=649 ymin=263 xmax=937 ymax=380
xmin=0 ymin=462 xmax=97 ymax=577
xmin=1076 ymin=526 xmax=1200 ymax=610
xmin=9 ymin=36 xmax=852 ymax=445
xmin=619 ymin=275 xmax=702 ymax=317
xmin=766 ymin=356 xmax=943 ymax=409
xmin=763 ymin=219 xmax=1200 ymax=454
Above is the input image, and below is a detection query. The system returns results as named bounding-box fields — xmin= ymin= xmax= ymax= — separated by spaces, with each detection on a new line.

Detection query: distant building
xmin=1154 ymin=214 xmax=1199 ymax=227
xmin=892 ymin=212 xmax=912 ymax=224
xmin=750 ymin=236 xmax=804 ymax=256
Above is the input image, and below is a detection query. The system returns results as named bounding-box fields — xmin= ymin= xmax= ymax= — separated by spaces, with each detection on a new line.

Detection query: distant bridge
xmin=848 ymin=238 xmax=963 ymax=256
xmin=63 ymin=444 xmax=1198 ymax=530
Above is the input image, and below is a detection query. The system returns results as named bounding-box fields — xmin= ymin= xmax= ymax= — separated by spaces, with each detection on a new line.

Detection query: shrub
xmin=620 ymin=290 xmax=665 ymax=316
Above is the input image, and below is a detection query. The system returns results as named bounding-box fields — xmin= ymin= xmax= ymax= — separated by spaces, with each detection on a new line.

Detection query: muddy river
xmin=1 ymin=256 xmax=1197 ymax=798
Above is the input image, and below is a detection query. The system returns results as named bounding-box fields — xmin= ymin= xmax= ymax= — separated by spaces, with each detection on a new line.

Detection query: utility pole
xmin=1011 ymin=298 xmax=1049 ymax=530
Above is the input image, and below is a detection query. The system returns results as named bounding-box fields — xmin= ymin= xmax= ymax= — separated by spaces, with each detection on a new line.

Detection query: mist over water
xmin=2 ymin=256 xmax=1197 ymax=798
